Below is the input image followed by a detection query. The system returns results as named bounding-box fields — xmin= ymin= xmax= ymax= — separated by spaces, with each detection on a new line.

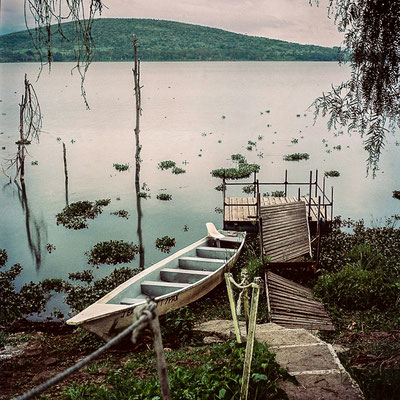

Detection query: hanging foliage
xmin=24 ymin=0 xmax=105 ymax=107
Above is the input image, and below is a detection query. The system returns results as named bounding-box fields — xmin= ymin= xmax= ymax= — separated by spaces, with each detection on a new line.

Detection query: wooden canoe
xmin=67 ymin=224 xmax=246 ymax=341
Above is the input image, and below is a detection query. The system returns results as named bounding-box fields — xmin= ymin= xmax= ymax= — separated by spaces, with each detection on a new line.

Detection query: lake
xmin=0 ymin=61 xmax=399 ymax=300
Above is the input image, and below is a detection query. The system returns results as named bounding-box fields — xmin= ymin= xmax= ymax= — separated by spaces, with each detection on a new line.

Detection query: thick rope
xmin=14 ymin=301 xmax=157 ymax=400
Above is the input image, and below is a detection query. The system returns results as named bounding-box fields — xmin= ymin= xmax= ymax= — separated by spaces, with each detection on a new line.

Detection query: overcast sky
xmin=0 ymin=0 xmax=344 ymax=47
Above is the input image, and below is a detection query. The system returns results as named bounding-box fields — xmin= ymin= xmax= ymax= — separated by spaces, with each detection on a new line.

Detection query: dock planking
xmin=266 ymin=271 xmax=334 ymax=331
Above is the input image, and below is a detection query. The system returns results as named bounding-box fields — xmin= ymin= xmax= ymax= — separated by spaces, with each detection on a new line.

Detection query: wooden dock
xmin=265 ymin=271 xmax=334 ymax=331
xmin=260 ymin=201 xmax=312 ymax=262
xmin=223 ymin=196 xmax=330 ymax=232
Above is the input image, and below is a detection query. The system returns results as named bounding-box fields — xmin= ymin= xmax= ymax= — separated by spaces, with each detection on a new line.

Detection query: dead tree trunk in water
xmin=132 ymin=34 xmax=142 ymax=185
xmin=63 ymin=142 xmax=69 ymax=206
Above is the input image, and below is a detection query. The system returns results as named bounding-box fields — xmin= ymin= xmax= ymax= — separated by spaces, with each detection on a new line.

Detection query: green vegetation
xmin=291 ymin=138 xmax=299 ymax=144
xmin=0 ymin=18 xmax=341 ymax=63
xmin=231 ymin=153 xmax=247 ymax=163
xmin=63 ymin=340 xmax=293 ymax=400
xmin=211 ymin=163 xmax=260 ymax=180
xmin=112 ymin=163 xmax=129 ymax=172
xmin=215 ymin=207 xmax=223 ymax=214
xmin=110 ymin=210 xmax=129 ymax=219
xmin=0 ymin=249 xmax=7 ymax=266
xmin=242 ymin=185 xmax=255 ymax=194
xmin=171 ymin=166 xmax=186 ymax=175
xmin=324 ymin=170 xmax=340 ymax=177
xmin=156 ymin=193 xmax=172 ymax=201
xmin=215 ymin=184 xmax=224 ymax=192
xmin=271 ymin=190 xmax=285 ymax=197
xmin=155 ymin=236 xmax=176 ymax=253
xmin=283 ymin=153 xmax=310 ymax=161
xmin=158 ymin=160 xmax=176 ymax=170
xmin=56 ymin=199 xmax=111 ymax=230
xmin=393 ymin=190 xmax=400 ymax=200
xmin=46 ymin=243 xmax=56 ymax=253
xmin=85 ymin=240 xmax=139 ymax=266
xmin=314 ymin=217 xmax=400 ymax=399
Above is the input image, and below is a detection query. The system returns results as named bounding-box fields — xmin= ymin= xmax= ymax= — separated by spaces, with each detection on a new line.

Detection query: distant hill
xmin=0 ymin=18 xmax=340 ymax=62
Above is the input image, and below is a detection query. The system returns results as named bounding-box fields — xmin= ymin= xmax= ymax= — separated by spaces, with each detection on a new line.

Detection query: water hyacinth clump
xmin=271 ymin=190 xmax=285 ymax=197
xmin=113 ymin=163 xmax=129 ymax=172
xmin=242 ymin=185 xmax=255 ymax=194
xmin=325 ymin=170 xmax=341 ymax=177
xmin=283 ymin=153 xmax=310 ymax=161
xmin=110 ymin=210 xmax=129 ymax=219
xmin=86 ymin=240 xmax=139 ymax=266
xmin=211 ymin=163 xmax=260 ymax=180
xmin=172 ymin=166 xmax=186 ymax=175
xmin=158 ymin=160 xmax=176 ymax=170
xmin=56 ymin=199 xmax=111 ymax=230
xmin=393 ymin=190 xmax=400 ymax=200
xmin=155 ymin=236 xmax=176 ymax=253
xmin=157 ymin=193 xmax=172 ymax=201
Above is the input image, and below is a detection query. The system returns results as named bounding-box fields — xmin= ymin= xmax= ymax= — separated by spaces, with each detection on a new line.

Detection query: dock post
xmin=284 ymin=169 xmax=288 ymax=197
xmin=316 ymin=196 xmax=322 ymax=266
xmin=224 ymin=273 xmax=242 ymax=343
xmin=150 ymin=312 xmax=172 ymax=400
xmin=315 ymin=169 xmax=318 ymax=197
xmin=298 ymin=187 xmax=301 ymax=201
xmin=222 ymin=178 xmax=226 ymax=227
xmin=308 ymin=171 xmax=313 ymax=218
xmin=240 ymin=279 xmax=261 ymax=400
xmin=331 ymin=186 xmax=334 ymax=221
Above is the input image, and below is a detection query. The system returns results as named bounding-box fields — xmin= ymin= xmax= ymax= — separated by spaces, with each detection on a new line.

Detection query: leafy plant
xmin=162 ymin=306 xmax=195 ymax=343
xmin=113 ymin=163 xmax=129 ymax=172
xmin=157 ymin=193 xmax=172 ymax=201
xmin=211 ymin=163 xmax=260 ymax=180
xmin=393 ymin=190 xmax=400 ymax=200
xmin=46 ymin=243 xmax=56 ymax=253
xmin=110 ymin=210 xmax=129 ymax=219
xmin=155 ymin=236 xmax=176 ymax=253
xmin=231 ymin=153 xmax=247 ymax=164
xmin=215 ymin=207 xmax=223 ymax=214
xmin=283 ymin=153 xmax=310 ymax=161
xmin=56 ymin=199 xmax=111 ymax=230
xmin=324 ymin=170 xmax=340 ymax=177
xmin=172 ymin=166 xmax=186 ymax=175
xmin=0 ymin=249 xmax=7 ymax=267
xmin=271 ymin=190 xmax=284 ymax=197
xmin=242 ymin=185 xmax=254 ymax=194
xmin=215 ymin=184 xmax=224 ymax=192
xmin=85 ymin=240 xmax=139 ymax=266
xmin=291 ymin=138 xmax=299 ymax=144
xmin=158 ymin=160 xmax=176 ymax=170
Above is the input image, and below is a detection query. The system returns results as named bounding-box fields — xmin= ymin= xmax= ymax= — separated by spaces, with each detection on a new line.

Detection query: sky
xmin=0 ymin=0 xmax=344 ymax=47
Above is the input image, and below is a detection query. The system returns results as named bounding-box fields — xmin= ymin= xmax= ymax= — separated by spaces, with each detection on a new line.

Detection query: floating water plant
xmin=0 ymin=249 xmax=7 ymax=266
xmin=242 ymin=185 xmax=254 ymax=194
xmin=393 ymin=190 xmax=400 ymax=200
xmin=246 ymin=145 xmax=253 ymax=151
xmin=56 ymin=199 xmax=111 ymax=230
xmin=158 ymin=160 xmax=176 ymax=170
xmin=110 ymin=210 xmax=129 ymax=219
xmin=215 ymin=184 xmax=223 ymax=191
xmin=86 ymin=240 xmax=139 ymax=266
xmin=215 ymin=207 xmax=223 ymax=214
xmin=218 ymin=140 xmax=222 ymax=144
xmin=157 ymin=193 xmax=172 ymax=201
xmin=333 ymin=145 xmax=342 ymax=151
xmin=231 ymin=153 xmax=247 ymax=163
xmin=257 ymin=152 xmax=264 ymax=159
xmin=325 ymin=170 xmax=340 ymax=177
xmin=283 ymin=153 xmax=310 ymax=161
xmin=248 ymin=140 xmax=256 ymax=147
xmin=183 ymin=225 xmax=189 ymax=232
xmin=258 ymin=135 xmax=263 ymax=141
xmin=46 ymin=243 xmax=56 ymax=254
xmin=31 ymin=160 xmax=38 ymax=165
xmin=137 ymin=192 xmax=151 ymax=199
xmin=172 ymin=166 xmax=186 ymax=175
xmin=296 ymin=114 xmax=301 ymax=117
xmin=211 ymin=163 xmax=260 ymax=180
xmin=291 ymin=138 xmax=299 ymax=144
xmin=271 ymin=190 xmax=285 ymax=197
xmin=155 ymin=236 xmax=176 ymax=253
xmin=221 ymin=115 xmax=226 ymax=119
xmin=113 ymin=163 xmax=129 ymax=172
xmin=266 ymin=110 xmax=270 ymax=113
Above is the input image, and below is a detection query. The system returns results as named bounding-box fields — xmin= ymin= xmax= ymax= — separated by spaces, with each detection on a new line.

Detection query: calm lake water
xmin=0 ymin=62 xmax=399 ymax=302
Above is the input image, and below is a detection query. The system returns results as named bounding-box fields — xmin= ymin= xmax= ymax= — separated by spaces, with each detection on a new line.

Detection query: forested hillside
xmin=0 ymin=18 xmax=340 ymax=62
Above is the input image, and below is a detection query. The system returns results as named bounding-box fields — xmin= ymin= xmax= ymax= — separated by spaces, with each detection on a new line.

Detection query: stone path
xmin=194 ymin=320 xmax=364 ymax=399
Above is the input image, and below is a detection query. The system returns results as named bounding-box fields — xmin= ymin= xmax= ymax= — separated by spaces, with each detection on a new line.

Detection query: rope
xmin=14 ymin=301 xmax=157 ymax=400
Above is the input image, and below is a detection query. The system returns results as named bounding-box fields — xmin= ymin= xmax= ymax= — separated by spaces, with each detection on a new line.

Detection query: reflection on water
xmin=135 ymin=180 xmax=145 ymax=270
xmin=62 ymin=142 xmax=69 ymax=206
xmin=14 ymin=181 xmax=47 ymax=271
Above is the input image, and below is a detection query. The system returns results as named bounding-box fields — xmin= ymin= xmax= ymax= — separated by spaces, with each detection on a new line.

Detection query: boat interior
xmin=107 ymin=235 xmax=243 ymax=306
